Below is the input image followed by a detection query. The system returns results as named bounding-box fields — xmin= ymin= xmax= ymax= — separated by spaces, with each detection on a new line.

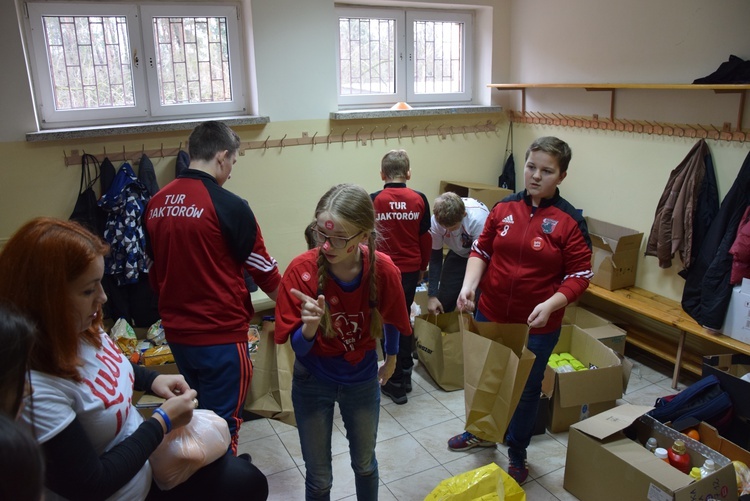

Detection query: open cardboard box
xmin=586 ymin=217 xmax=644 ymax=290
xmin=703 ymin=354 xmax=750 ymax=448
xmin=564 ymin=404 xmax=738 ymax=501
xmin=563 ymin=304 xmax=627 ymax=355
xmin=542 ymin=325 xmax=631 ymax=433
xmin=439 ymin=180 xmax=512 ymax=209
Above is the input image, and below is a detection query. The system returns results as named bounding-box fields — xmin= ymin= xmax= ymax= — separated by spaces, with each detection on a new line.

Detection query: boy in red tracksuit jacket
xmin=370 ymin=149 xmax=431 ymax=404
xmin=145 ymin=121 xmax=282 ymax=456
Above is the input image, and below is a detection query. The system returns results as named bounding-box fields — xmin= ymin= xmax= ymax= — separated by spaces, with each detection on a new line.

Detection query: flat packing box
xmin=722 ymin=278 xmax=750 ymax=343
xmin=586 ymin=217 xmax=644 ymax=290
xmin=542 ymin=325 xmax=631 ymax=433
xmin=563 ymin=304 xmax=627 ymax=356
xmin=564 ymin=404 xmax=738 ymax=501
xmin=439 ymin=180 xmax=512 ymax=209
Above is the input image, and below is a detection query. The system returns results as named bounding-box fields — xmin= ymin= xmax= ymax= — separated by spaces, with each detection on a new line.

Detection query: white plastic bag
xmin=149 ymin=409 xmax=230 ymax=490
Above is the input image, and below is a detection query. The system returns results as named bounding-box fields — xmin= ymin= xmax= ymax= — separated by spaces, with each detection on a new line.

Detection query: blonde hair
xmin=380 ymin=150 xmax=410 ymax=180
xmin=433 ymin=192 xmax=466 ymax=227
xmin=314 ymin=184 xmax=383 ymax=340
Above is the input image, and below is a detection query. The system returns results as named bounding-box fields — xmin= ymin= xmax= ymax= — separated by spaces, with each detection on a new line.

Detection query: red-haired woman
xmin=0 ymin=217 xmax=268 ymax=501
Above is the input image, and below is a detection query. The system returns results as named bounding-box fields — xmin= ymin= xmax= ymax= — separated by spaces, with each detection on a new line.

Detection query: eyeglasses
xmin=312 ymin=229 xmax=362 ymax=249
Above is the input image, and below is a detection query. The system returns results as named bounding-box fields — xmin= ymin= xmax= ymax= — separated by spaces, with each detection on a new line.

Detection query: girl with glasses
xmin=274 ymin=184 xmax=412 ymax=500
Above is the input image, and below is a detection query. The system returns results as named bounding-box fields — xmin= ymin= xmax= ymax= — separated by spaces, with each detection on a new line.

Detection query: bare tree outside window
xmin=152 ymin=16 xmax=232 ymax=106
xmin=339 ymin=17 xmax=396 ymax=96
xmin=42 ymin=15 xmax=135 ymax=110
xmin=413 ymin=20 xmax=463 ymax=94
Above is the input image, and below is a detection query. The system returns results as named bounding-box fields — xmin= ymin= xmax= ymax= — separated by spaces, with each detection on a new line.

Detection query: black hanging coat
xmin=682 ymin=150 xmax=750 ymax=329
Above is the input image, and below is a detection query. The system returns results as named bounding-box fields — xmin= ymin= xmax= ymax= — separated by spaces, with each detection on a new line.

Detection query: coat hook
xmin=355 ymin=127 xmax=364 ymax=143
xmin=398 ymin=126 xmax=403 ymax=140
xmin=327 ymin=130 xmax=333 ymax=145
xmin=160 ymin=143 xmax=164 ymax=157
xmin=411 ymin=126 xmax=417 ymax=139
xmin=122 ymin=145 xmax=127 ymax=162
xmin=383 ymin=125 xmax=391 ymax=143
xmin=141 ymin=144 xmax=145 ymax=156
xmin=449 ymin=126 xmax=455 ymax=137
xmin=341 ymin=128 xmax=349 ymax=143
xmin=103 ymin=145 xmax=107 ymax=157
xmin=312 ymin=131 xmax=318 ymax=146
xmin=369 ymin=126 xmax=378 ymax=142
xmin=63 ymin=150 xmax=69 ymax=166
xmin=263 ymin=135 xmax=270 ymax=150
xmin=424 ymin=123 xmax=431 ymax=134
xmin=178 ymin=142 xmax=182 ymax=151
xmin=279 ymin=134 xmax=287 ymax=148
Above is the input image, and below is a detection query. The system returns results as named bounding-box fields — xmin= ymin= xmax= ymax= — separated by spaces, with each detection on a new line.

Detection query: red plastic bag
xmin=149 ymin=409 xmax=230 ymax=490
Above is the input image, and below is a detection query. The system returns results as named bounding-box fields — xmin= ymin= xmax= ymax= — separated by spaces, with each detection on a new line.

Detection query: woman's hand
xmin=155 ymin=389 xmax=198 ymax=432
xmin=456 ymin=288 xmax=475 ymax=312
xmin=378 ymin=355 xmax=397 ymax=385
xmin=427 ymin=296 xmax=444 ymax=315
xmin=150 ymin=374 xmax=190 ymax=399
xmin=290 ymin=288 xmax=326 ymax=340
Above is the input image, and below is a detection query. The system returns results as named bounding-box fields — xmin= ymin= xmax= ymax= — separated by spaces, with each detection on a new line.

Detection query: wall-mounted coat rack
xmin=62 ymin=120 xmax=498 ymax=167
xmin=508 ymin=110 xmax=747 ymax=142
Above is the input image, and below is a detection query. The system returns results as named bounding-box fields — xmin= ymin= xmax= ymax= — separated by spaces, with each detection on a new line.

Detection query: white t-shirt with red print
xmin=22 ymin=330 xmax=150 ymax=501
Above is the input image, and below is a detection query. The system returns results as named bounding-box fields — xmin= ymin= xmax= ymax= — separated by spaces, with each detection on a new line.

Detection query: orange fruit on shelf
xmin=685 ymin=429 xmax=701 ymax=441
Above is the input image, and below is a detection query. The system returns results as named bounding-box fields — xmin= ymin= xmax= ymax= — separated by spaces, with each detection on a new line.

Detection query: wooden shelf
xmin=488 ymin=83 xmax=750 ymax=137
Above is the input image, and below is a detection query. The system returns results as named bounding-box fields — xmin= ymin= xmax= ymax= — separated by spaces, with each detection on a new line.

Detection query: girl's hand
xmin=527 ymin=303 xmax=552 ymax=329
xmin=456 ymin=288 xmax=475 ymax=312
xmin=290 ymin=288 xmax=326 ymax=339
xmin=151 ymin=374 xmax=190 ymax=399
xmin=156 ymin=389 xmax=198 ymax=432
xmin=378 ymin=355 xmax=397 ymax=385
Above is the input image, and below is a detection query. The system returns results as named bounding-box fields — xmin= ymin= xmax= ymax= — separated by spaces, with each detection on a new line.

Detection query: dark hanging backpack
xmin=648 ymin=374 xmax=733 ymax=432
xmin=69 ymin=153 xmax=106 ymax=236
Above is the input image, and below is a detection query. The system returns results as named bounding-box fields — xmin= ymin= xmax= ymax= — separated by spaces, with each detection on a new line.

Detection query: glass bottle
xmin=700 ymin=459 xmax=717 ymax=478
xmin=654 ymin=447 xmax=669 ymax=463
xmin=645 ymin=437 xmax=658 ymax=453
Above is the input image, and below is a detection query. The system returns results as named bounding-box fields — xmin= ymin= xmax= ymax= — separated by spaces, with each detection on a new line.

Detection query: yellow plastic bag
xmin=424 ymin=463 xmax=526 ymax=501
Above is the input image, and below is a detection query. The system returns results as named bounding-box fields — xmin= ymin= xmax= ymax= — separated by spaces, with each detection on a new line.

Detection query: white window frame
xmin=25 ymin=2 xmax=248 ymax=129
xmin=336 ymin=6 xmax=473 ymax=109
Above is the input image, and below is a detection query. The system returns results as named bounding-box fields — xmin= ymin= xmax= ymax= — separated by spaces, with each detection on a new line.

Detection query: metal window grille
xmin=152 ymin=16 xmax=232 ymax=105
xmin=42 ymin=15 xmax=135 ymax=110
xmin=413 ymin=20 xmax=463 ymax=94
xmin=339 ymin=17 xmax=395 ymax=96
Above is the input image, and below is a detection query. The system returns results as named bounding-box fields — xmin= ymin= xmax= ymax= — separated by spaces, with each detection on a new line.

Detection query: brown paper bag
xmin=414 ymin=311 xmax=471 ymax=391
xmin=245 ymin=320 xmax=296 ymax=426
xmin=462 ymin=317 xmax=536 ymax=443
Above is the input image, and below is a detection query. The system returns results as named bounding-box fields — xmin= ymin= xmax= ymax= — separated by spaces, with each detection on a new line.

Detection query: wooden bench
xmin=581 ymin=283 xmax=750 ymax=389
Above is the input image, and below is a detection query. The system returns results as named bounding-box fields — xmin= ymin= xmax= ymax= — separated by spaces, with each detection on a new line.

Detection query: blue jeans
xmin=475 ymin=310 xmax=560 ymax=455
xmin=292 ymin=361 xmax=380 ymax=501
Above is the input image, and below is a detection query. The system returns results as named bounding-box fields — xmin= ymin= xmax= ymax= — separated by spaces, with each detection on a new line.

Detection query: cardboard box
xmin=563 ymin=305 xmax=627 ymax=355
xmin=586 ymin=217 xmax=644 ymax=290
xmin=703 ymin=354 xmax=750 ymax=448
xmin=564 ymin=404 xmax=738 ymax=501
xmin=721 ymin=278 xmax=750 ymax=343
xmin=542 ymin=325 xmax=631 ymax=433
xmin=695 ymin=421 xmax=750 ymax=466
xmin=439 ymin=180 xmax=512 ymax=209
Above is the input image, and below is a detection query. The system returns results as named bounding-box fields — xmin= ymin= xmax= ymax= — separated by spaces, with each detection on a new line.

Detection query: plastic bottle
xmin=655 ymin=447 xmax=669 ymax=463
xmin=700 ymin=459 xmax=717 ymax=478
xmin=645 ymin=437 xmax=658 ymax=453
xmin=689 ymin=467 xmax=702 ymax=480
xmin=668 ymin=439 xmax=691 ymax=474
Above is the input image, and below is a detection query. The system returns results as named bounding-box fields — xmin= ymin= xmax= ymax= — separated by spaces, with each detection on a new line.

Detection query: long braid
xmin=316 ymin=249 xmax=334 ymax=338
xmin=367 ymin=232 xmax=383 ymax=340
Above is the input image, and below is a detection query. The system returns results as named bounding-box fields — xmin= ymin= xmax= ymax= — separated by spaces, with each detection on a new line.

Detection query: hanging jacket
xmin=137 ymin=154 xmax=159 ymax=197
xmin=682 ymin=150 xmax=750 ymax=329
xmin=730 ymin=205 xmax=750 ymax=284
xmin=645 ymin=140 xmax=715 ymax=270
xmin=98 ymin=162 xmax=150 ymax=286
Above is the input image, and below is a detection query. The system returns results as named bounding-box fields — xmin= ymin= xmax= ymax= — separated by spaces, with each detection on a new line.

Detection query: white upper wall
xmin=508 ymin=0 xmax=750 ymax=83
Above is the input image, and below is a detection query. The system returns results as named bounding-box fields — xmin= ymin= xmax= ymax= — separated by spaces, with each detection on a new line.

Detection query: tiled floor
xmin=237 ymin=350 xmax=693 ymax=500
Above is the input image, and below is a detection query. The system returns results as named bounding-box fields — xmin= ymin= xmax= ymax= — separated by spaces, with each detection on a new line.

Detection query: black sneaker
xmin=403 ymin=368 xmax=413 ymax=393
xmin=381 ymin=380 xmax=407 ymax=404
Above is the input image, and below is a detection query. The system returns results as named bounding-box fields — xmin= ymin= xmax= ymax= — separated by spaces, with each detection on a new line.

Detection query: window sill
xmin=329 ymin=105 xmax=502 ymax=121
xmin=25 ymin=115 xmax=270 ymax=142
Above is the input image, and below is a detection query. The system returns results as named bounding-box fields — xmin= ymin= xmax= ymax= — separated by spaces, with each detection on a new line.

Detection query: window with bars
xmin=26 ymin=3 xmax=247 ymax=128
xmin=336 ymin=7 xmax=472 ymax=108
